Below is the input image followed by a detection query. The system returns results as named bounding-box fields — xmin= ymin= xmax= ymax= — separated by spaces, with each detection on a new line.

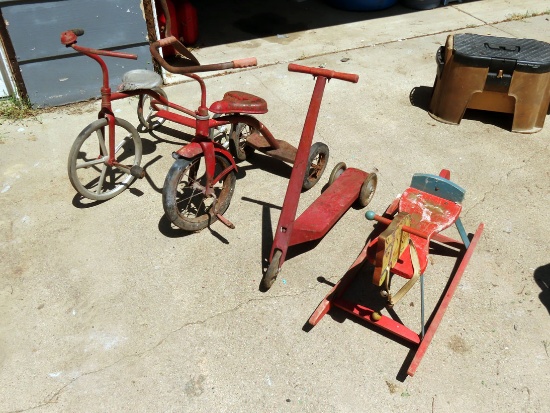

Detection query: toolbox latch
xmin=485 ymin=58 xmax=516 ymax=92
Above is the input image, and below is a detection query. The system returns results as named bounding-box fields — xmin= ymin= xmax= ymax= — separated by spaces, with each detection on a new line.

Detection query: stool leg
xmin=509 ymin=71 xmax=550 ymax=133
xmin=430 ymin=63 xmax=488 ymax=125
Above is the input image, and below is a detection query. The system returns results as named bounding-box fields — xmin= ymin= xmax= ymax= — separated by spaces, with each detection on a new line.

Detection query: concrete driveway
xmin=1 ymin=0 xmax=549 ymax=411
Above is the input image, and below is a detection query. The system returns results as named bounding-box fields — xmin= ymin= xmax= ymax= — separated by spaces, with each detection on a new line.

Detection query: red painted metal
xmin=308 ymin=171 xmax=484 ymax=377
xmin=62 ymin=29 xmax=367 ymax=235
xmin=407 ymin=222 xmax=484 ymax=376
xmin=270 ymin=75 xmax=328 ymax=263
xmin=266 ymin=64 xmax=375 ymax=283
xmin=288 ymin=63 xmax=359 ymax=83
xmin=62 ymin=28 xmax=272 ymax=225
xmin=333 ymin=298 xmax=422 ymax=345
xmin=288 ymin=168 xmax=368 ymax=246
xmin=175 ymin=141 xmax=236 ymax=170
xmin=209 ymin=91 xmax=268 ymax=114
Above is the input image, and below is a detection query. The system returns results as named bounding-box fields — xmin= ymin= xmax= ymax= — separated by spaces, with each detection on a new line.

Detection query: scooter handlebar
xmin=288 ymin=63 xmax=359 ymax=83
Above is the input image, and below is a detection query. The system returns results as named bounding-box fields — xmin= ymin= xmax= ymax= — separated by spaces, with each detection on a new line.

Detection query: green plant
xmin=0 ymin=96 xmax=39 ymax=121
xmin=504 ymin=9 xmax=550 ymax=21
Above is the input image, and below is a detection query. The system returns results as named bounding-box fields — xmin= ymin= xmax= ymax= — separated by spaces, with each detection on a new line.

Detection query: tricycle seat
xmin=118 ymin=69 xmax=163 ymax=91
xmin=209 ymin=91 xmax=268 ymax=115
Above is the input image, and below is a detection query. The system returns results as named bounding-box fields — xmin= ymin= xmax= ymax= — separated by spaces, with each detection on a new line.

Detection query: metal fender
xmin=174 ymin=142 xmax=237 ymax=171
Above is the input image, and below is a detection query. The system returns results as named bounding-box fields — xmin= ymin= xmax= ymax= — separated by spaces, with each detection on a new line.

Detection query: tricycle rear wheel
xmin=137 ymin=88 xmax=168 ymax=131
xmin=230 ymin=122 xmax=256 ymax=162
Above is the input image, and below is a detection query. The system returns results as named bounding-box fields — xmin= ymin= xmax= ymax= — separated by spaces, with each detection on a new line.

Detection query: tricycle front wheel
xmin=67 ymin=117 xmax=142 ymax=201
xmin=162 ymin=154 xmax=236 ymax=232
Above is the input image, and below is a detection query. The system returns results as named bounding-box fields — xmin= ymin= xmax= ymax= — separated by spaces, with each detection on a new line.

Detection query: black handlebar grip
xmin=69 ymin=28 xmax=84 ymax=36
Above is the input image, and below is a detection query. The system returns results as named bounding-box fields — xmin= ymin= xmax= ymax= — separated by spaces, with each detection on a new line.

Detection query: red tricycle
xmin=61 ymin=29 xmax=331 ymax=232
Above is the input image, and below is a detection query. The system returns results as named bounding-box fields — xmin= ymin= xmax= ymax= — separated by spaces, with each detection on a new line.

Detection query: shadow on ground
xmin=192 ymin=0 xmax=481 ymax=48
xmin=534 ymin=264 xmax=550 ymax=315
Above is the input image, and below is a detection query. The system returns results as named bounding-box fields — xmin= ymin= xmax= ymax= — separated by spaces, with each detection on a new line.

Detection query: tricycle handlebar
xmin=60 ymin=29 xmax=84 ymax=46
xmin=60 ymin=29 xmax=137 ymax=60
xmin=73 ymin=44 xmax=138 ymax=60
xmin=150 ymin=36 xmax=257 ymax=74
xmin=288 ymin=63 xmax=359 ymax=83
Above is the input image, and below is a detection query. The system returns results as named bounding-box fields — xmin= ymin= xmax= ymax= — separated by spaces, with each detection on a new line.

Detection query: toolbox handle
xmin=288 ymin=63 xmax=359 ymax=83
xmin=484 ymin=42 xmax=520 ymax=53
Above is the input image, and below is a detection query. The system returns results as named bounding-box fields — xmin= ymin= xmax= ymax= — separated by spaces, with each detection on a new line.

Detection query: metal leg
xmin=455 ymin=218 xmax=470 ymax=248
xmin=420 ymin=274 xmax=425 ymax=338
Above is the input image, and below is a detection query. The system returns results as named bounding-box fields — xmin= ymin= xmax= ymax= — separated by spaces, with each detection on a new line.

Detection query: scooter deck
xmin=288 ymin=168 xmax=368 ymax=246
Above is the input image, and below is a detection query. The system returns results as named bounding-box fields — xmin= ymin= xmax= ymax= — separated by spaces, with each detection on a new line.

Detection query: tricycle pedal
xmin=130 ymin=165 xmax=145 ymax=178
xmin=216 ymin=213 xmax=235 ymax=229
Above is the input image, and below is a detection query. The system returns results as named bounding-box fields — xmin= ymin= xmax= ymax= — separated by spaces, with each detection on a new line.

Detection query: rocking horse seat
xmin=209 ymin=91 xmax=268 ymax=114
xmin=391 ymin=187 xmax=462 ymax=279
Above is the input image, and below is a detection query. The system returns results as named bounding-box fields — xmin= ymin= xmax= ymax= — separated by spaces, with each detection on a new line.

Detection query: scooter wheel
xmin=357 ymin=172 xmax=378 ymax=208
xmin=261 ymin=250 xmax=282 ymax=291
xmin=302 ymin=142 xmax=329 ymax=191
xmin=328 ymin=162 xmax=347 ymax=186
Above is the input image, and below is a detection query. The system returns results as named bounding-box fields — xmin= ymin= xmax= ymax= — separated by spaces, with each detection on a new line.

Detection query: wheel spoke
xmin=114 ymin=135 xmax=133 ymax=154
xmin=96 ymin=128 xmax=108 ymax=156
xmin=76 ymin=156 xmax=107 ymax=170
xmin=95 ymin=163 xmax=108 ymax=195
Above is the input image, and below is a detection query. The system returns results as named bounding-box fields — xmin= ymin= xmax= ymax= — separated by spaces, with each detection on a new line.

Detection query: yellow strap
xmin=388 ymin=241 xmax=421 ymax=307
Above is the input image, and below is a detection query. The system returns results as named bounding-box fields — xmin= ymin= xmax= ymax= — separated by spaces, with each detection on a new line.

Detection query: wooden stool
xmin=429 ymin=33 xmax=550 ymax=133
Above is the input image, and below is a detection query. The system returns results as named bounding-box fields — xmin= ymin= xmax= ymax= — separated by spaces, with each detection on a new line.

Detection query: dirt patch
xmin=448 ymin=335 xmax=471 ymax=354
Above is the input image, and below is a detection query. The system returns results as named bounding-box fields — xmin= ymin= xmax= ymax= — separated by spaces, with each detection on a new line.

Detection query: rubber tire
xmin=162 ymin=154 xmax=236 ymax=232
xmin=328 ymin=162 xmax=347 ymax=186
xmin=137 ymin=88 xmax=168 ymax=131
xmin=302 ymin=142 xmax=329 ymax=191
xmin=230 ymin=122 xmax=255 ymax=162
xmin=67 ymin=117 xmax=142 ymax=201
xmin=262 ymin=249 xmax=282 ymax=290
xmin=357 ymin=172 xmax=378 ymax=208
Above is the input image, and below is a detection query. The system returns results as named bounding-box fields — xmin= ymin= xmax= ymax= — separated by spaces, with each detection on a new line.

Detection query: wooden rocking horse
xmin=308 ymin=169 xmax=484 ymax=376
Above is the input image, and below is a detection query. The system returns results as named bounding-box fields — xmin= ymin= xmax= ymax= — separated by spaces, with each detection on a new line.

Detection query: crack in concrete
xmin=5 ymin=285 xmax=321 ymax=413
xmin=268 ymin=8 xmax=547 ymax=68
xmin=464 ymin=139 xmax=550 ymax=218
xmin=452 ymin=5 xmax=489 ymax=25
